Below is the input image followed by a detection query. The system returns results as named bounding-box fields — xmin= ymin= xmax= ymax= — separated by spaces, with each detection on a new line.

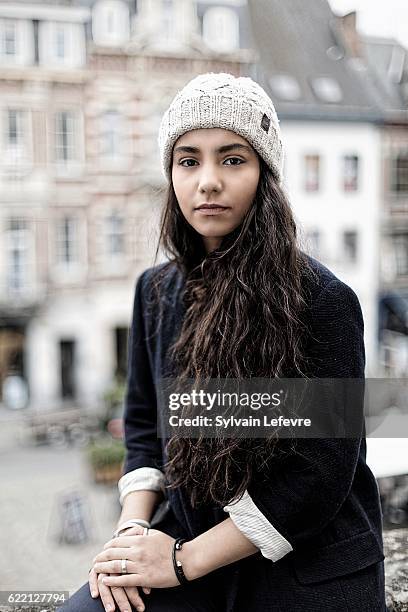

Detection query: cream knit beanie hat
xmin=157 ymin=71 xmax=284 ymax=185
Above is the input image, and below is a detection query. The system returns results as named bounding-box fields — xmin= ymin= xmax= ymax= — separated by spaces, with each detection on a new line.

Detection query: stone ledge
xmin=384 ymin=528 xmax=408 ymax=611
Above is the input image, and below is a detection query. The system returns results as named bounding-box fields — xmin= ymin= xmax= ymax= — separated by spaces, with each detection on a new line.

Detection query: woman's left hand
xmin=92 ymin=529 xmax=181 ymax=589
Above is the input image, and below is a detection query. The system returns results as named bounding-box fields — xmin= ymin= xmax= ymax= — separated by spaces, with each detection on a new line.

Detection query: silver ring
xmin=121 ymin=558 xmax=127 ymax=574
xmin=143 ymin=527 xmax=149 ymax=536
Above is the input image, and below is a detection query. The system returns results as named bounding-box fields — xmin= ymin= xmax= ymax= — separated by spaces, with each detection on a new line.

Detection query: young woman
xmin=61 ymin=72 xmax=386 ymax=611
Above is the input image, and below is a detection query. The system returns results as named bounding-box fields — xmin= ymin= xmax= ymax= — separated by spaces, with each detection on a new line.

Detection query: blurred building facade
xmin=0 ymin=0 xmax=257 ymax=410
xmin=362 ymin=37 xmax=408 ymax=376
xmin=1 ymin=0 xmax=407 ymax=411
xmin=249 ymin=0 xmax=408 ymax=376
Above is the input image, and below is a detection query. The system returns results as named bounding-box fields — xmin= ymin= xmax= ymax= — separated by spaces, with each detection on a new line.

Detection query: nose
xmin=197 ymin=163 xmax=223 ymax=194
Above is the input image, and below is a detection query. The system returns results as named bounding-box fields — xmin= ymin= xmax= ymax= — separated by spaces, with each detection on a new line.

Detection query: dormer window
xmin=162 ymin=0 xmax=176 ymax=42
xmin=311 ymin=76 xmax=343 ymax=103
xmin=92 ymin=0 xmax=130 ymax=47
xmin=269 ymin=74 xmax=301 ymax=101
xmin=203 ymin=7 xmax=239 ymax=53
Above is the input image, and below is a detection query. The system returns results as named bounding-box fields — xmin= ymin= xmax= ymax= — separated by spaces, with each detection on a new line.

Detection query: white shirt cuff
xmin=118 ymin=467 xmax=165 ymax=505
xmin=223 ymin=489 xmax=293 ymax=562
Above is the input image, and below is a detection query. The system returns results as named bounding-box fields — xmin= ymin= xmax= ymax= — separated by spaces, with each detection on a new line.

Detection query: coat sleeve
xmin=231 ymin=278 xmax=366 ymax=554
xmin=122 ymin=269 xmax=163 ymax=475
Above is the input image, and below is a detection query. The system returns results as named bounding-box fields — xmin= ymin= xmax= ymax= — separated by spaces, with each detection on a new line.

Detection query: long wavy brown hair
xmin=150 ymin=156 xmax=317 ymax=509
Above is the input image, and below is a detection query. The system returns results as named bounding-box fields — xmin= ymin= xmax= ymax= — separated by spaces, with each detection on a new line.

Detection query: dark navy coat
xmin=122 ymin=254 xmax=386 ymax=611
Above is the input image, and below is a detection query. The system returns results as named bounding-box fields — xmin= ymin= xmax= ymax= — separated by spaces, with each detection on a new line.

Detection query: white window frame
xmin=55 ymin=23 xmax=67 ymax=59
xmin=5 ymin=218 xmax=33 ymax=297
xmin=104 ymin=211 xmax=125 ymax=259
xmin=50 ymin=21 xmax=73 ymax=65
xmin=1 ymin=107 xmax=32 ymax=178
xmin=1 ymin=18 xmax=18 ymax=57
xmin=99 ymin=109 xmax=124 ymax=161
xmin=343 ymin=154 xmax=359 ymax=192
xmin=304 ymin=154 xmax=320 ymax=192
xmin=52 ymin=109 xmax=84 ymax=178
xmin=56 ymin=216 xmax=80 ymax=266
xmin=342 ymin=230 xmax=358 ymax=264
xmin=394 ymin=234 xmax=408 ymax=276
xmin=390 ymin=153 xmax=408 ymax=194
xmin=162 ymin=0 xmax=177 ymax=43
xmin=91 ymin=0 xmax=130 ymax=47
xmin=203 ymin=6 xmax=239 ymax=52
xmin=55 ymin=110 xmax=77 ymax=163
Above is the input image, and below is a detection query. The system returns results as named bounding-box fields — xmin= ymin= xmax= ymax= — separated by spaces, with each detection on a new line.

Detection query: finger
xmin=102 ymin=575 xmax=143 ymax=588
xmin=142 ymin=587 xmax=151 ymax=595
xmin=125 ymin=587 xmax=146 ymax=612
xmin=88 ymin=568 xmax=99 ymax=598
xmin=104 ymin=535 xmax=145 ymax=549
xmin=94 ymin=547 xmax=134 ymax=564
xmin=94 ymin=560 xmax=139 ymax=575
xmin=111 ymin=586 xmax=136 ymax=612
xmin=97 ymin=573 xmax=116 ymax=612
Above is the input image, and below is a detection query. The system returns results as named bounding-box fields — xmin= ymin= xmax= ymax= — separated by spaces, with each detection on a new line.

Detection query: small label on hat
xmin=261 ymin=113 xmax=270 ymax=132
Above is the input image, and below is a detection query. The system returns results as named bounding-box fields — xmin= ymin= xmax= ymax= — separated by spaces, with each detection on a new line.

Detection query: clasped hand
xmin=92 ymin=528 xmax=180 ymax=589
xmin=89 ymin=525 xmax=180 ymax=612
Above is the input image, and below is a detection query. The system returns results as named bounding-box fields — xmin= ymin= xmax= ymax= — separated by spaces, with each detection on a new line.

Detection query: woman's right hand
xmin=88 ymin=525 xmax=152 ymax=612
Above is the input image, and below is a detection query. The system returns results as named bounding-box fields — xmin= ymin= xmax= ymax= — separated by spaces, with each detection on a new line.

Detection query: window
xmin=3 ymin=109 xmax=29 ymax=170
xmin=311 ymin=77 xmax=342 ymax=103
xmin=203 ymin=7 xmax=239 ymax=52
xmin=269 ymin=74 xmax=301 ymax=102
xmin=7 ymin=109 xmax=23 ymax=146
xmin=394 ymin=234 xmax=408 ymax=276
xmin=100 ymin=110 xmax=123 ymax=160
xmin=343 ymin=230 xmax=358 ymax=264
xmin=114 ymin=326 xmax=128 ymax=379
xmin=390 ymin=154 xmax=408 ymax=193
xmin=105 ymin=212 xmax=125 ymax=257
xmin=55 ymin=111 xmax=76 ymax=163
xmin=162 ymin=0 xmax=176 ymax=42
xmin=59 ymin=339 xmax=77 ymax=399
xmin=91 ymin=0 xmax=130 ymax=47
xmin=5 ymin=219 xmax=29 ymax=293
xmin=2 ymin=19 xmax=17 ymax=56
xmin=56 ymin=217 xmax=79 ymax=265
xmin=107 ymin=9 xmax=115 ymax=34
xmin=343 ymin=155 xmax=359 ymax=191
xmin=55 ymin=24 xmax=66 ymax=59
xmin=304 ymin=154 xmax=320 ymax=192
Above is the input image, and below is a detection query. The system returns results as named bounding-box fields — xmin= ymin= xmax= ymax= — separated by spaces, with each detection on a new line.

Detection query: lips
xmin=195 ymin=203 xmax=229 ymax=210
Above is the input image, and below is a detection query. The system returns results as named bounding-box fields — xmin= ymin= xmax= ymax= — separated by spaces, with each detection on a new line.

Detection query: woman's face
xmin=171 ymin=128 xmax=260 ymax=253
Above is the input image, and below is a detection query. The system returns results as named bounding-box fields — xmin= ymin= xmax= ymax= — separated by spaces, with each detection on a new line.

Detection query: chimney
xmin=335 ymin=11 xmax=363 ymax=57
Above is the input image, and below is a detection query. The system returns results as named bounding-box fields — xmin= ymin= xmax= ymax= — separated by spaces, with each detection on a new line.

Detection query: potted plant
xmin=87 ymin=438 xmax=125 ymax=484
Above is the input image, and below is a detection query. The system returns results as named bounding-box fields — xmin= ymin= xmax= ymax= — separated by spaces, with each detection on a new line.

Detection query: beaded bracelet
xmin=172 ymin=538 xmax=189 ymax=585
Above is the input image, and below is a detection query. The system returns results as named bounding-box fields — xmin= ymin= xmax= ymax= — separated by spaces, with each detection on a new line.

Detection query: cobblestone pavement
xmin=0 ymin=409 xmax=120 ymax=596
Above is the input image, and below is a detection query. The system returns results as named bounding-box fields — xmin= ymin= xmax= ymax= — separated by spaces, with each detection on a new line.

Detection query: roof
xmin=5 ymin=0 xmax=137 ymax=12
xmin=248 ymin=0 xmax=398 ymax=122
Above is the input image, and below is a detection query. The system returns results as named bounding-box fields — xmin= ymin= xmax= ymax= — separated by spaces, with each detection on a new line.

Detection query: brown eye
xmin=224 ymin=157 xmax=244 ymax=166
xmin=179 ymin=159 xmax=197 ymax=167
